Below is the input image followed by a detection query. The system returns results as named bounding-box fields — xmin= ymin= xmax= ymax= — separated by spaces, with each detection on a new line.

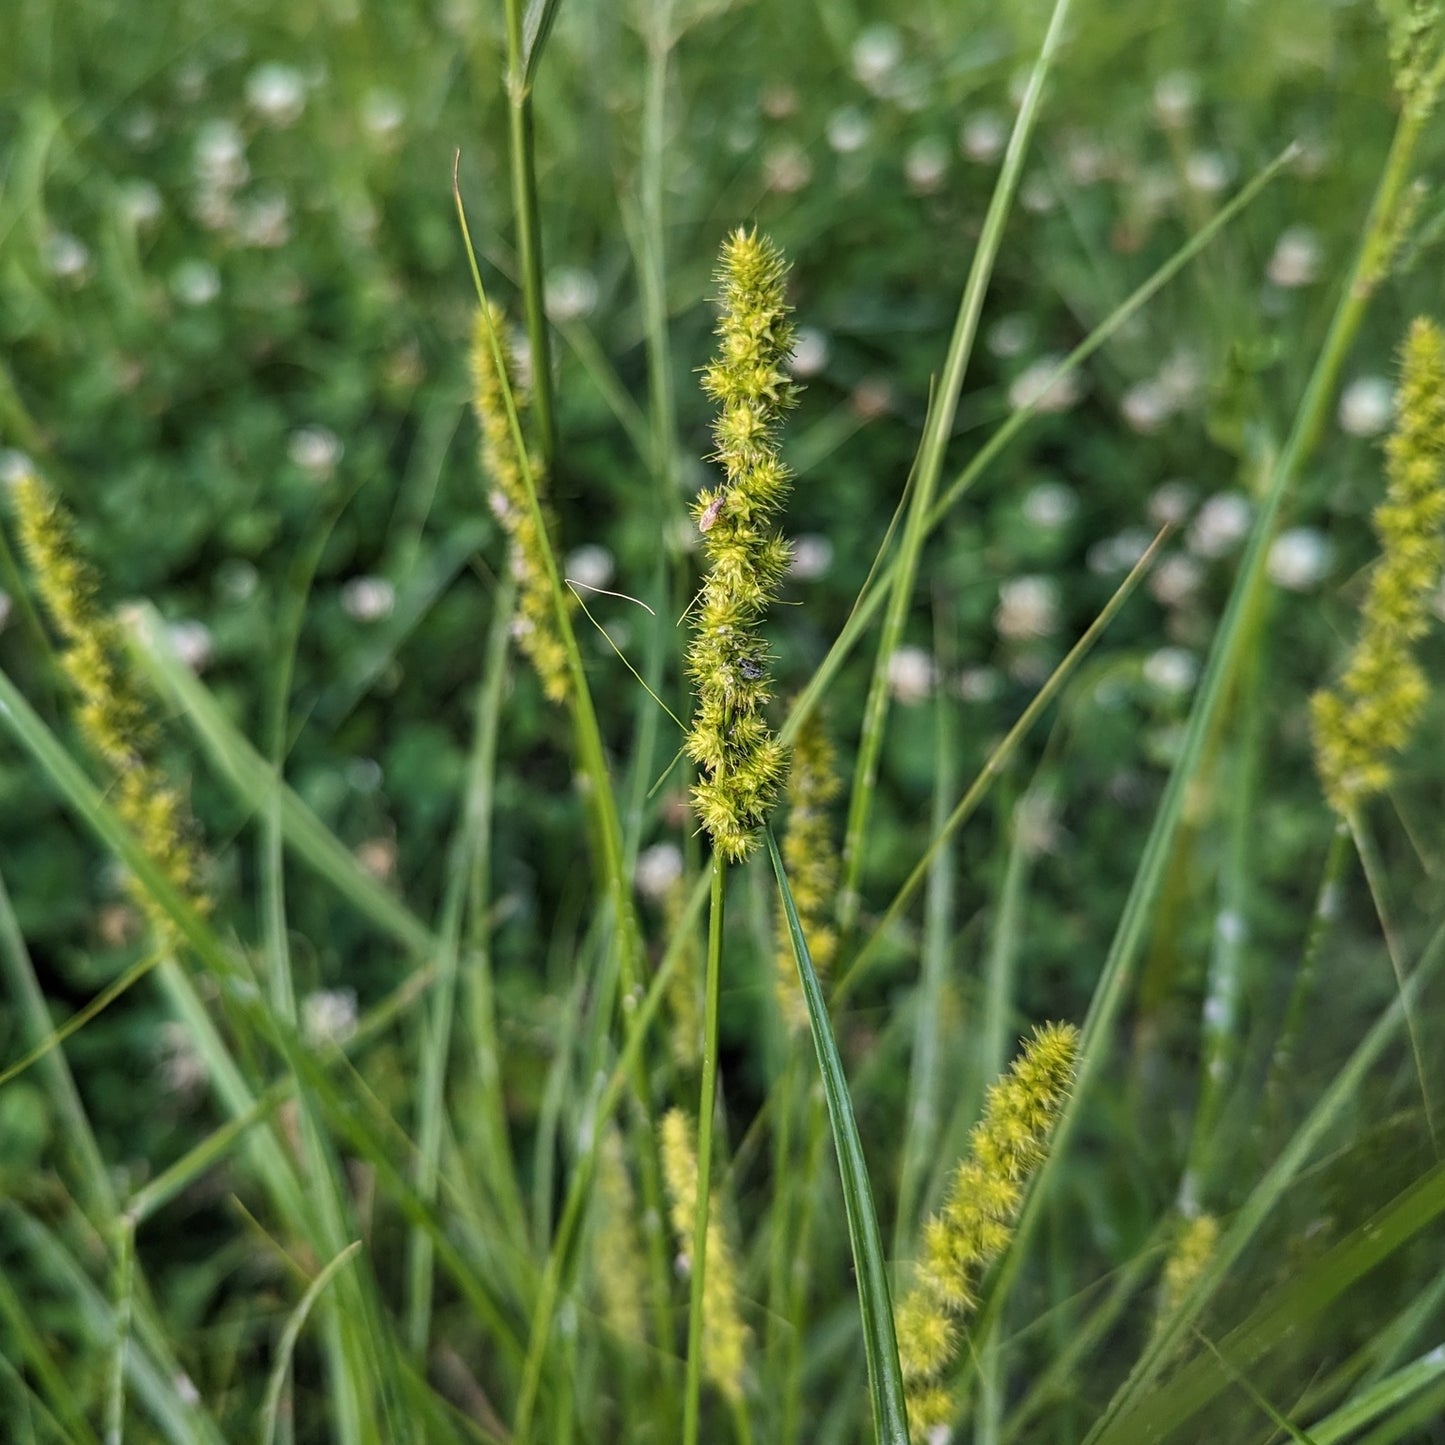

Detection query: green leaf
xmin=766 ymin=825 xmax=909 ymax=1445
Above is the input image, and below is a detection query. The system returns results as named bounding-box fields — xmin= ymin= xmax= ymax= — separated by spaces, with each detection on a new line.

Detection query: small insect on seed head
xmin=699 ymin=494 xmax=726 ymax=534
xmin=738 ymin=656 xmax=766 ymax=681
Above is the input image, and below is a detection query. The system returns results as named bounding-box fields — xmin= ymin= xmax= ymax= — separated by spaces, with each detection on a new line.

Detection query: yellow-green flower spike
xmin=592 ymin=1124 xmax=649 ymax=1345
xmin=774 ymin=711 xmax=841 ymax=1031
xmin=11 ymin=471 xmax=208 ymax=925
xmin=894 ymin=1022 xmax=1078 ymax=1442
xmin=1312 ymin=317 xmax=1445 ymax=815
xmin=659 ymin=1107 xmax=750 ymax=1405
xmin=686 ymin=228 xmax=799 ymax=863
xmin=1380 ymin=1 xmax=1445 ymax=117
xmin=469 ymin=304 xmax=571 ymax=705
xmin=1153 ymin=1212 xmax=1219 ymax=1337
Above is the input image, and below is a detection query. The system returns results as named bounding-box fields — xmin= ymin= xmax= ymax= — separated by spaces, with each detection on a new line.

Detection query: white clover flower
xmin=826 ymin=106 xmax=870 ymax=153
xmin=1143 ymin=646 xmax=1199 ymax=696
xmin=1121 ymin=379 xmax=1173 ymax=434
xmin=341 ymin=576 xmax=395 ymax=622
xmin=119 ymin=180 xmax=164 ymax=227
xmin=789 ymin=533 xmax=833 ymax=580
xmin=362 ymin=88 xmax=406 ymax=139
xmin=1148 ymin=553 xmax=1204 ymax=608
xmin=544 ymin=266 xmax=599 ymax=323
xmin=788 ymin=326 xmax=830 ymax=379
xmin=1267 ymin=527 xmax=1332 ymax=591
xmin=1009 ymin=356 xmax=1081 ymax=414
xmin=761 ymin=82 xmax=799 ymax=119
xmin=303 ymin=988 xmax=359 ymax=1047
xmin=986 ymin=313 xmax=1031 ymax=358
xmin=565 ymin=544 xmax=614 ymax=591
xmin=1188 ymin=492 xmax=1252 ymax=558
xmin=886 ymin=645 xmax=936 ymax=704
xmin=1152 ymin=71 xmax=1199 ymax=129
xmin=1023 ymin=481 xmax=1078 ymax=529
xmin=1063 ymin=135 xmax=1108 ymax=186
xmin=960 ymin=111 xmax=1006 ymax=164
xmin=1157 ymin=351 xmax=1204 ymax=410
xmin=1338 ymin=376 xmax=1393 ymax=437
xmin=957 ymin=666 xmax=1001 ymax=702
xmin=246 ymin=63 xmax=306 ymax=125
xmin=1087 ymin=529 xmax=1154 ymax=576
xmin=852 ymin=24 xmax=902 ymax=89
xmin=1185 ymin=150 xmax=1231 ymax=194
xmin=764 ymin=141 xmax=812 ymax=193
xmin=167 ymin=620 xmax=214 ymax=672
xmin=238 ymin=192 xmax=291 ymax=249
xmin=1020 ymin=175 xmax=1055 ymax=214
xmin=45 ymin=233 xmax=91 ymax=280
xmin=636 ymin=842 xmax=684 ymax=901
xmin=288 ymin=425 xmax=343 ymax=478
xmin=195 ymin=120 xmax=248 ymax=190
xmin=1148 ymin=479 xmax=1196 ymax=528
xmin=905 ymin=136 xmax=950 ymax=193
xmin=995 ymin=575 xmax=1060 ymax=641
xmin=1266 ymin=226 xmax=1322 ymax=288
xmin=172 ymin=259 xmax=221 ymax=306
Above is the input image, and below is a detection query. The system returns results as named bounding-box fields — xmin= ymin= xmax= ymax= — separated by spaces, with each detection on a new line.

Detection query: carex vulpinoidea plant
xmin=1311 ymin=316 xmax=1445 ymax=815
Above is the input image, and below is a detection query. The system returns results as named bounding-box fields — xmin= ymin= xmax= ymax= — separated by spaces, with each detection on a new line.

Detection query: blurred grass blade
xmin=1309 ymin=1347 xmax=1445 ymax=1445
xmin=766 ymin=825 xmax=908 ymax=1445
xmin=260 ymin=1243 xmax=364 ymax=1445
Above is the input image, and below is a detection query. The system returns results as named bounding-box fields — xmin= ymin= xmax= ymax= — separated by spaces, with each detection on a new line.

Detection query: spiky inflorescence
xmin=592 ymin=1124 xmax=649 ymax=1345
xmin=774 ymin=711 xmax=841 ymax=1031
xmin=1152 ymin=1212 xmax=1219 ymax=1337
xmin=11 ymin=471 xmax=207 ymax=926
xmin=1312 ymin=317 xmax=1445 ymax=815
xmin=469 ymin=304 xmax=570 ymax=704
xmin=685 ymin=228 xmax=799 ymax=863
xmin=659 ymin=1107 xmax=750 ymax=1405
xmin=1380 ymin=0 xmax=1445 ymax=116
xmin=894 ymin=1023 xmax=1079 ymax=1443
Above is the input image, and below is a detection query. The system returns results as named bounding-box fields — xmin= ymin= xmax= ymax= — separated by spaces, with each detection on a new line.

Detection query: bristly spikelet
xmin=1379 ymin=0 xmax=1445 ymax=116
xmin=659 ymin=1108 xmax=750 ymax=1405
xmin=894 ymin=1023 xmax=1078 ymax=1443
xmin=1152 ymin=1213 xmax=1219 ymax=1338
xmin=469 ymin=304 xmax=571 ymax=704
xmin=592 ymin=1124 xmax=649 ymax=1345
xmin=686 ymin=228 xmax=799 ymax=863
xmin=1312 ymin=317 xmax=1445 ymax=814
xmin=774 ymin=711 xmax=841 ymax=1031
xmin=11 ymin=471 xmax=208 ymax=925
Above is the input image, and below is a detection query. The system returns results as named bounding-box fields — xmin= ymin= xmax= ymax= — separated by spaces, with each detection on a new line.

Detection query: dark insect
xmin=738 ymin=656 xmax=766 ymax=681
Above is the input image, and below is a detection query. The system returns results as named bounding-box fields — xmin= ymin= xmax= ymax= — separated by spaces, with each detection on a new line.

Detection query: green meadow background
xmin=4 ymin=0 xmax=1445 ymax=1441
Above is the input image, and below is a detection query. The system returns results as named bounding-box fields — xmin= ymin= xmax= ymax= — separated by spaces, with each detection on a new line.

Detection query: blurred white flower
xmin=238 ymin=192 xmax=291 ymax=249
xmin=957 ymin=665 xmax=1001 ymax=702
xmin=986 ymin=314 xmax=1031 ymax=358
xmin=995 ymin=575 xmax=1060 ymax=641
xmin=341 ymin=576 xmax=395 ymax=621
xmin=167 ymin=620 xmax=214 ymax=672
xmin=1121 ymin=380 xmax=1172 ymax=434
xmin=1188 ymin=492 xmax=1252 ymax=558
xmin=762 ymin=83 xmax=799 ymax=119
xmin=215 ymin=558 xmax=258 ymax=602
xmin=195 ymin=120 xmax=248 ymax=190
xmin=1267 ymin=527 xmax=1332 ymax=591
xmin=789 ymin=533 xmax=834 ymax=580
xmin=1152 ymin=71 xmax=1199 ymax=129
xmin=289 ymin=425 xmax=343 ymax=478
xmin=565 ymin=544 xmax=614 ymax=591
xmin=1148 ymin=553 xmax=1204 ymax=608
xmin=0 ymin=451 xmax=34 ymax=484
xmin=246 ymin=63 xmax=306 ymax=125
xmin=362 ymin=88 xmax=406 ymax=140
xmin=1020 ymin=175 xmax=1056 ymax=214
xmin=960 ymin=111 xmax=1006 ymax=164
xmin=1087 ymin=529 xmax=1154 ymax=576
xmin=44 ymin=232 xmax=91 ymax=281
xmin=1023 ymin=481 xmax=1079 ymax=529
xmin=1338 ymin=375 xmax=1393 ymax=437
xmin=887 ymin=645 xmax=936 ymax=704
xmin=789 ymin=326 xmax=831 ymax=379
xmin=1009 ymin=356 xmax=1080 ymax=414
xmin=545 ymin=266 xmax=599 ymax=323
xmin=850 ymin=376 xmax=893 ymax=420
xmin=826 ymin=106 xmax=870 ymax=154
xmin=905 ymin=136 xmax=949 ymax=193
xmin=636 ymin=842 xmax=683 ymax=901
xmin=1143 ymin=646 xmax=1199 ymax=696
xmin=1266 ymin=226 xmax=1322 ymax=288
xmin=1184 ymin=150 xmax=1231 ymax=194
xmin=303 ymin=988 xmax=359 ymax=1047
xmin=1157 ymin=351 xmax=1204 ymax=409
xmin=1149 ymin=479 xmax=1196 ymax=528
xmin=1063 ymin=135 xmax=1109 ymax=186
xmin=764 ymin=141 xmax=812 ymax=193
xmin=852 ymin=25 xmax=902 ymax=89
xmin=172 ymin=259 xmax=221 ymax=306
xmin=355 ymin=837 xmax=396 ymax=881
xmin=119 ymin=180 xmax=163 ymax=227
xmin=158 ymin=1020 xmax=206 ymax=1096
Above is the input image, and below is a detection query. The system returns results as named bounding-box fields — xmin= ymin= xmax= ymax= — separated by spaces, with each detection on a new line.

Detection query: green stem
xmin=684 ymin=853 xmax=727 ymax=1445
xmin=503 ymin=0 xmax=555 ymax=471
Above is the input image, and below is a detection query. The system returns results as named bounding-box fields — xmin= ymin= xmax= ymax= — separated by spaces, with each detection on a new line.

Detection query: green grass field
xmin=4 ymin=1 xmax=1445 ymax=1441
